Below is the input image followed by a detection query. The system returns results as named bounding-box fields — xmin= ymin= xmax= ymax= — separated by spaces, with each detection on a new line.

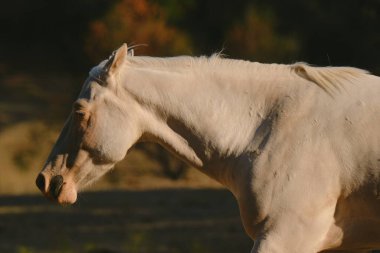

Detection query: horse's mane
xmin=127 ymin=56 xmax=369 ymax=93
xmin=291 ymin=62 xmax=369 ymax=94
xmin=126 ymin=54 xmax=285 ymax=73
xmin=92 ymin=53 xmax=370 ymax=95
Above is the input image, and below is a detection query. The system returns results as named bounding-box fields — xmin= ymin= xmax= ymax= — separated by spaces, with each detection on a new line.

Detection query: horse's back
xmin=326 ymin=74 xmax=380 ymax=250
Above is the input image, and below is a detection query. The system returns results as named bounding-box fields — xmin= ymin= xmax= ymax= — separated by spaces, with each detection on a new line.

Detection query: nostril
xmin=50 ymin=175 xmax=64 ymax=199
xmin=36 ymin=173 xmax=46 ymax=192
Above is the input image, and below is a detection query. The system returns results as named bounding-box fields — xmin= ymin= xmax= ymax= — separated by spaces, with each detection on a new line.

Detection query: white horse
xmin=36 ymin=44 xmax=380 ymax=253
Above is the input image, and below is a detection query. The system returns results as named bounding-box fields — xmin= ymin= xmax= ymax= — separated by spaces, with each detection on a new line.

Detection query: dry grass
xmin=0 ymin=121 xmax=58 ymax=194
xmin=0 ymin=121 xmax=247 ymax=253
xmin=0 ymin=120 xmax=221 ymax=196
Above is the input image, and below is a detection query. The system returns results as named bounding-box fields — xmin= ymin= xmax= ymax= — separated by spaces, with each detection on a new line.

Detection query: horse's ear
xmin=103 ymin=43 xmax=128 ymax=75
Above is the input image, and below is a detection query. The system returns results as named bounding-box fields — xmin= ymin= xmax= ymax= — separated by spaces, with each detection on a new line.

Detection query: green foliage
xmin=226 ymin=6 xmax=299 ymax=62
xmin=17 ymin=246 xmax=35 ymax=253
xmin=190 ymin=240 xmax=210 ymax=253
xmin=124 ymin=232 xmax=152 ymax=253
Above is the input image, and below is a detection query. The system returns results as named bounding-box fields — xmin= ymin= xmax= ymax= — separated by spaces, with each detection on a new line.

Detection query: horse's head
xmin=36 ymin=44 xmax=142 ymax=204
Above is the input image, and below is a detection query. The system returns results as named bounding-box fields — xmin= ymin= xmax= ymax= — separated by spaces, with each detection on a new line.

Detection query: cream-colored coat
xmin=37 ymin=44 xmax=380 ymax=253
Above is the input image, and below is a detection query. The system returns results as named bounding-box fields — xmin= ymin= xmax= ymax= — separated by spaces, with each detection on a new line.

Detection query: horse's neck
xmin=122 ymin=59 xmax=293 ymax=188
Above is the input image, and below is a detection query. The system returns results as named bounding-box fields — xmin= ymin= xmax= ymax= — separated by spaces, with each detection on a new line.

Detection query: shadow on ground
xmin=0 ymin=189 xmax=252 ymax=253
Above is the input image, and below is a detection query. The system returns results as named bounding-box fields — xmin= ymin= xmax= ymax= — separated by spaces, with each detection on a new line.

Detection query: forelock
xmin=89 ymin=64 xmax=108 ymax=86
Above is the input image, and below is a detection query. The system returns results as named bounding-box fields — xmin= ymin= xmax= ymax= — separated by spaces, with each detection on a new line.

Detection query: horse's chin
xmin=57 ymin=181 xmax=77 ymax=205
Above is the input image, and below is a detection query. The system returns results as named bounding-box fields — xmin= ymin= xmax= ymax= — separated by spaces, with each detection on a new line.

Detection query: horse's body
xmin=36 ymin=44 xmax=380 ymax=252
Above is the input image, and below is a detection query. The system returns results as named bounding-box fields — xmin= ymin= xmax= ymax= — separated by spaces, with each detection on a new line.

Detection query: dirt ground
xmin=0 ymin=189 xmax=252 ymax=253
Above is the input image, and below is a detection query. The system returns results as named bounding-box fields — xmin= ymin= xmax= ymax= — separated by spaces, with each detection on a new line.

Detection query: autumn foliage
xmin=85 ymin=0 xmax=192 ymax=63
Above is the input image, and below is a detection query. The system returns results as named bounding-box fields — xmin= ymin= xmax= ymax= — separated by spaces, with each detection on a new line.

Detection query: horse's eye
xmin=73 ymin=99 xmax=90 ymax=122
xmin=75 ymin=110 xmax=86 ymax=118
xmin=73 ymin=108 xmax=90 ymax=131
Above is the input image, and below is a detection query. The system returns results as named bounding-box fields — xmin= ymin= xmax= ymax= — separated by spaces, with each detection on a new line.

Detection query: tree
xmin=84 ymin=0 xmax=193 ymax=63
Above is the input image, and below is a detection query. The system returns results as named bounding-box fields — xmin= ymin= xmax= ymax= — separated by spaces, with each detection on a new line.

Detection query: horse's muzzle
xmin=49 ymin=175 xmax=64 ymax=199
xmin=35 ymin=173 xmax=46 ymax=193
xmin=36 ymin=173 xmax=63 ymax=199
xmin=36 ymin=172 xmax=77 ymax=205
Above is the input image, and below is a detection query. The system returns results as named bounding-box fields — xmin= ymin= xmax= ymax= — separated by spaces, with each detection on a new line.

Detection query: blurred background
xmin=0 ymin=0 xmax=379 ymax=252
